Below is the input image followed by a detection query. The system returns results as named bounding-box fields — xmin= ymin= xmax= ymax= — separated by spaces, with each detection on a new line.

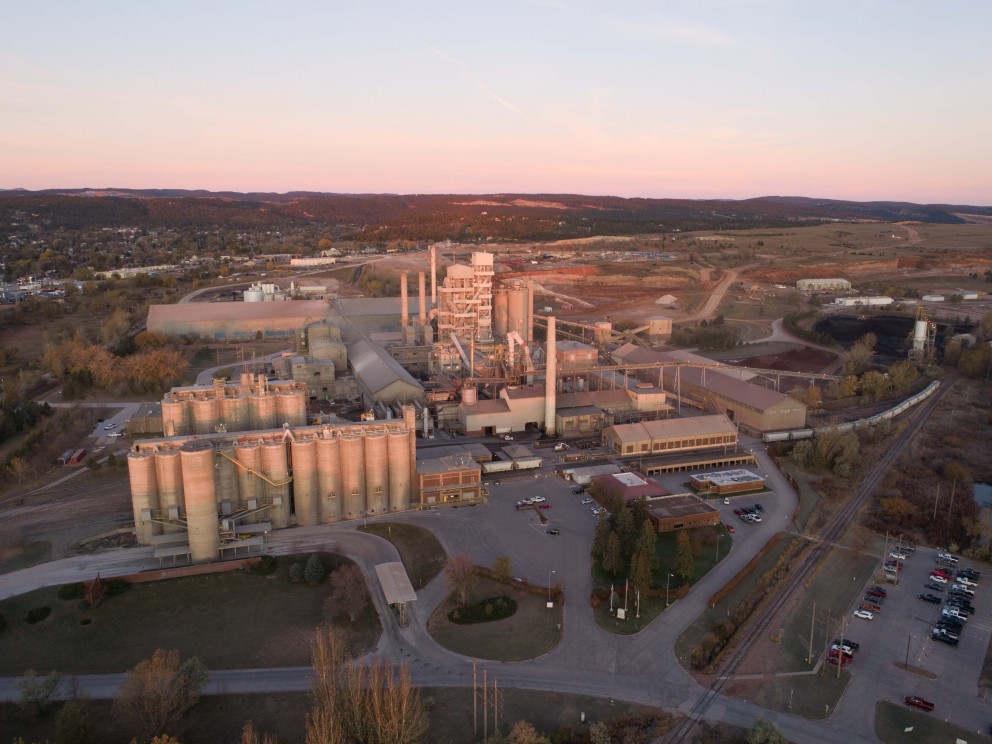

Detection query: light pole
xmin=548 ymin=570 xmax=556 ymax=604
xmin=715 ymin=534 xmax=723 ymax=563
xmin=666 ymin=573 xmax=674 ymax=606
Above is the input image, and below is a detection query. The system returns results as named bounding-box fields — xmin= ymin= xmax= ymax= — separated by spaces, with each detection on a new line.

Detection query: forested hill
xmin=2 ymin=189 xmax=990 ymax=242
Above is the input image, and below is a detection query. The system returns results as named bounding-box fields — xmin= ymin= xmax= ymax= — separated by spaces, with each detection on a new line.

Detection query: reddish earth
xmin=725 ymin=346 xmax=838 ymax=374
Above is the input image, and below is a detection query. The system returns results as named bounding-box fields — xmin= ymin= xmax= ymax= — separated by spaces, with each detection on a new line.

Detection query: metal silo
xmin=127 ymin=452 xmax=160 ymax=544
xmin=161 ymin=399 xmax=188 ymax=437
xmin=234 ymin=442 xmax=262 ymax=524
xmin=364 ymin=429 xmax=388 ymax=515
xmin=507 ymin=285 xmax=527 ymax=339
xmin=154 ymin=449 xmax=185 ymax=534
xmin=338 ymin=431 xmax=366 ymax=519
xmin=261 ymin=440 xmax=290 ymax=529
xmin=316 ymin=434 xmax=342 ymax=523
xmin=251 ymin=394 xmax=278 ymax=430
xmin=291 ymin=437 xmax=319 ymax=526
xmin=276 ymin=390 xmax=307 ymax=427
xmin=387 ymin=429 xmax=411 ymax=512
xmin=221 ymin=395 xmax=249 ymax=432
xmin=179 ymin=441 xmax=219 ymax=562
xmin=192 ymin=396 xmax=221 ymax=435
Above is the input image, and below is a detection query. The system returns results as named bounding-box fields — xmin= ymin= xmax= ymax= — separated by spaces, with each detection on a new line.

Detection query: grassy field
xmin=725 ymin=668 xmax=851 ymax=721
xmin=875 ymin=701 xmax=992 ymax=744
xmin=0 ymin=687 xmax=675 ymax=744
xmin=0 ymin=553 xmax=379 ymax=675
xmin=357 ymin=521 xmax=447 ymax=590
xmin=776 ymin=459 xmax=823 ymax=532
xmin=428 ymin=576 xmax=562 ymax=661
xmin=592 ymin=525 xmax=730 ymax=635
xmin=777 ymin=546 xmax=878 ymax=673
xmin=674 ymin=534 xmax=802 ymax=665
xmin=0 ymin=541 xmax=51 ymax=575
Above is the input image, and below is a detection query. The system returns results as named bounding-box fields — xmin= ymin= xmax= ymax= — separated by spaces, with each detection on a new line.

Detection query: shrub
xmin=289 ymin=562 xmax=304 ymax=582
xmin=25 ymin=607 xmax=52 ymax=624
xmin=58 ymin=583 xmax=85 ymax=601
xmin=304 ymin=554 xmax=326 ymax=585
xmin=255 ymin=554 xmax=278 ymax=576
xmin=0 ymin=613 xmax=5 ymax=631
xmin=105 ymin=579 xmax=131 ymax=597
xmin=448 ymin=595 xmax=517 ymax=624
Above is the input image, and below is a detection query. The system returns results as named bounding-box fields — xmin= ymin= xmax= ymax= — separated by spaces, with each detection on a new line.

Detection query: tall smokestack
xmin=430 ymin=245 xmax=437 ymax=305
xmin=418 ymin=271 xmax=427 ymax=326
xmin=526 ymin=280 xmax=535 ymax=343
xmin=544 ymin=316 xmax=557 ymax=436
xmin=400 ymin=272 xmax=409 ymax=329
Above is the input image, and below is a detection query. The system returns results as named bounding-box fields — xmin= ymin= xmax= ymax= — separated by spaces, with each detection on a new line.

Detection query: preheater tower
xmin=544 ymin=316 xmax=557 ymax=436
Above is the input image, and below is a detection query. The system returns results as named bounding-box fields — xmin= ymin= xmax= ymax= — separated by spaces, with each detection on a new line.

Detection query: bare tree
xmin=445 ymin=552 xmax=476 ymax=606
xmin=241 ymin=721 xmax=277 ymax=744
xmin=113 ymin=649 xmax=209 ymax=743
xmin=329 ymin=564 xmax=368 ymax=622
xmin=16 ymin=669 xmax=63 ymax=716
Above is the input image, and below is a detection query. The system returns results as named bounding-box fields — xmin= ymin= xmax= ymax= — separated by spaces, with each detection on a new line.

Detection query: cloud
xmin=610 ymin=18 xmax=732 ymax=47
xmin=426 ymin=46 xmax=534 ymax=124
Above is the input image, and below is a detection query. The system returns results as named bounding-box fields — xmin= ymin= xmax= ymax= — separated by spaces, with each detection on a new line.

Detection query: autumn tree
xmin=16 ymin=669 xmax=63 ymax=716
xmin=676 ymin=530 xmax=694 ymax=580
xmin=329 ymin=564 xmax=368 ymax=622
xmin=113 ymin=649 xmax=209 ymax=743
xmin=508 ymin=720 xmax=550 ymax=744
xmin=241 ymin=721 xmax=277 ymax=744
xmin=492 ymin=556 xmax=512 ymax=583
xmin=746 ymin=718 xmax=787 ymax=744
xmin=55 ymin=698 xmax=99 ymax=744
xmin=888 ymin=360 xmax=918 ymax=395
xmin=445 ymin=553 xmax=476 ymax=606
xmin=843 ymin=332 xmax=877 ymax=376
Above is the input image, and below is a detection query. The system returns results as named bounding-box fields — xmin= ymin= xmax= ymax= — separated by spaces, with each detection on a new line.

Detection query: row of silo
xmin=162 ymin=388 xmax=308 ymax=437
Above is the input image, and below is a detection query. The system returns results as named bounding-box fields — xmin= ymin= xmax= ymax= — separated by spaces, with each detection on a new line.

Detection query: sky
xmin=2 ymin=1 xmax=991 ymax=204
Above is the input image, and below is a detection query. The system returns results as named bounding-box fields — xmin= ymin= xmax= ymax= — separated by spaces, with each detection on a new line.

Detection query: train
xmin=762 ymin=380 xmax=941 ymax=443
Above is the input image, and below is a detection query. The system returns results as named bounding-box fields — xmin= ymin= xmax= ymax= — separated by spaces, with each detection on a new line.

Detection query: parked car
xmin=928 ymin=574 xmax=949 ymax=584
xmin=108 ymin=431 xmax=125 ymax=437
xmin=827 ymin=656 xmax=850 ymax=666
xmin=904 ymin=696 xmax=935 ymax=712
xmin=932 ymin=568 xmax=953 ymax=578
xmin=546 ymin=528 xmax=560 ymax=536
xmin=538 ymin=504 xmax=551 ymax=510
xmin=571 ymin=487 xmax=585 ymax=495
xmin=833 ymin=638 xmax=859 ymax=650
xmin=853 ymin=610 xmax=874 ymax=620
xmin=531 ymin=496 xmax=545 ymax=503
xmin=591 ymin=507 xmax=603 ymax=516
xmin=502 ymin=435 xmax=514 ymax=440
xmin=924 ymin=582 xmax=944 ymax=592
xmin=932 ymin=633 xmax=959 ymax=647
xmin=579 ymin=497 xmax=593 ymax=505
xmin=830 ymin=645 xmax=854 ymax=658
xmin=723 ymin=497 xmax=730 ymax=505
xmin=753 ymin=504 xmax=764 ymax=512
xmin=103 ymin=423 xmax=116 ymax=430
xmin=918 ymin=594 xmax=941 ymax=604
xmin=860 ymin=602 xmax=881 ymax=613
xmin=890 ymin=551 xmax=908 ymax=560
xmin=733 ymin=508 xmax=743 ymax=516
xmin=868 ymin=587 xmax=887 ymax=597
xmin=725 ymin=523 xmax=736 ymax=534
xmin=750 ymin=515 xmax=763 ymax=523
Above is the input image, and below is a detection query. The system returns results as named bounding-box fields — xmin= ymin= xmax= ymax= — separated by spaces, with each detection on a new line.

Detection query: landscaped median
xmin=357 ymin=521 xmax=446 ymax=590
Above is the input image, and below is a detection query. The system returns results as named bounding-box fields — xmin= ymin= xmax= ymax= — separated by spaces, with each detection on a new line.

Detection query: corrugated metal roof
xmin=608 ymin=414 xmax=736 ymax=443
xmin=348 ymin=340 xmax=424 ymax=395
xmin=335 ymin=297 xmax=421 ymax=317
xmin=666 ymin=366 xmax=794 ymax=411
xmin=148 ymin=300 xmax=328 ymax=323
xmin=375 ymin=562 xmax=417 ymax=604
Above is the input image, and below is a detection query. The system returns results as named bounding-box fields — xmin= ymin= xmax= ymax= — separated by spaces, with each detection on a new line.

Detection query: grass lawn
xmin=0 ymin=687 xmax=675 ymax=744
xmin=776 ymin=459 xmax=822 ymax=532
xmin=726 ymin=668 xmax=852 ymax=721
xmin=875 ymin=701 xmax=992 ymax=744
xmin=0 ymin=553 xmax=379 ymax=675
xmin=593 ymin=525 xmax=730 ymax=635
xmin=358 ymin=521 xmax=446 ymax=590
xmin=777 ymin=546 xmax=878 ymax=672
xmin=675 ymin=534 xmax=802 ymax=665
xmin=428 ymin=576 xmax=562 ymax=661
xmin=0 ymin=541 xmax=51 ymax=575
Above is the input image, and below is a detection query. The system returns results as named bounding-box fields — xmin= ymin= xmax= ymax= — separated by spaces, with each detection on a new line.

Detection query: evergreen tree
xmin=676 ymin=530 xmax=694 ymax=580
xmin=602 ymin=532 xmax=624 ymax=576
xmin=636 ymin=519 xmax=660 ymax=572
xmin=632 ymin=496 xmax=649 ymax=532
xmin=630 ymin=548 xmax=652 ymax=596
xmin=591 ymin=511 xmax=612 ymax=560
xmin=304 ymin=554 xmax=326 ymax=585
xmin=615 ymin=505 xmax=636 ymax=559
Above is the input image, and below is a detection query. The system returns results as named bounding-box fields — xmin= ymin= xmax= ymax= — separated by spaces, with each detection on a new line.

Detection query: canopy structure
xmin=375 ymin=562 xmax=417 ymax=625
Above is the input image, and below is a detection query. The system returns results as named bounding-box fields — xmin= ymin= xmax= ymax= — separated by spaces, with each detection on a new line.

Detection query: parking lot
xmin=834 ymin=546 xmax=992 ymax=732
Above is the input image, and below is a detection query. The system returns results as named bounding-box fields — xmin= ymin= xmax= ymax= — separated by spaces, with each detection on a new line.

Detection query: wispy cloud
xmin=610 ymin=18 xmax=732 ymax=47
xmin=426 ymin=46 xmax=533 ymax=124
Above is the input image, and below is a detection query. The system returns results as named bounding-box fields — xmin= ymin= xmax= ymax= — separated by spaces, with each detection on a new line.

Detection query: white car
xmin=890 ymin=551 xmax=908 ymax=560
xmin=579 ymin=497 xmax=593 ymax=505
xmin=530 ymin=496 xmax=546 ymax=503
xmin=108 ymin=431 xmax=124 ymax=438
xmin=929 ymin=574 xmax=949 ymax=584
xmin=591 ymin=507 xmax=603 ymax=516
xmin=502 ymin=435 xmax=514 ymax=441
xmin=852 ymin=609 xmax=874 ymax=620
xmin=103 ymin=423 xmax=116 ymax=430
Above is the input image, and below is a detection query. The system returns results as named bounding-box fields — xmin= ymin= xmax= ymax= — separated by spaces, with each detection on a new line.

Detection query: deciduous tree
xmin=113 ymin=649 xmax=209 ymax=743
xmin=16 ymin=669 xmax=63 ymax=716
xmin=492 ymin=556 xmax=512 ymax=583
xmin=445 ymin=553 xmax=475 ymax=605
xmin=329 ymin=564 xmax=367 ymax=622
xmin=676 ymin=530 xmax=694 ymax=580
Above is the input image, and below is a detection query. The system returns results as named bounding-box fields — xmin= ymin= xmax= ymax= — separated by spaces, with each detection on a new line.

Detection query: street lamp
xmin=548 ymin=570 xmax=556 ymax=604
xmin=666 ymin=573 xmax=674 ymax=606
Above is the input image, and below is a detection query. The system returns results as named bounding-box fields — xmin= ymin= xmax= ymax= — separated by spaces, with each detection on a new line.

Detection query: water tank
xmin=244 ymin=289 xmax=265 ymax=302
xmin=316 ymin=436 xmax=342 ymax=523
xmin=250 ymin=394 xmax=278 ymax=430
xmin=276 ymin=391 xmax=307 ymax=427
xmin=261 ymin=441 xmax=290 ymax=529
xmin=338 ymin=432 xmax=366 ymax=519
xmin=493 ymin=289 xmax=509 ymax=338
xmin=154 ymin=450 xmax=185 ymax=534
xmin=192 ymin=396 xmax=221 ymax=435
xmin=364 ymin=430 xmax=389 ymax=515
xmin=913 ymin=319 xmax=927 ymax=349
xmin=221 ymin=396 xmax=249 ymax=432
xmin=179 ymin=441 xmax=220 ymax=562
xmin=387 ymin=429 xmax=411 ymax=512
xmin=161 ymin=400 xmax=188 ymax=437
xmin=291 ymin=438 xmax=319 ymax=526
xmin=234 ymin=442 xmax=262 ymax=524
xmin=461 ymin=385 xmax=478 ymax=405
xmin=127 ymin=452 xmax=160 ymax=544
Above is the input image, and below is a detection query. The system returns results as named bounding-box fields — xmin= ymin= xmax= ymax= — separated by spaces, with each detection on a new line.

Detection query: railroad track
xmin=665 ymin=371 xmax=960 ymax=742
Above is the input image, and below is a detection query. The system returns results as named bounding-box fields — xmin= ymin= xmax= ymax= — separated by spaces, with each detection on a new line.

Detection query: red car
xmin=932 ymin=568 xmax=953 ymax=579
xmin=903 ymin=696 xmax=934 ymax=712
xmin=725 ymin=523 xmax=736 ymax=534
xmin=539 ymin=504 xmax=551 ymax=510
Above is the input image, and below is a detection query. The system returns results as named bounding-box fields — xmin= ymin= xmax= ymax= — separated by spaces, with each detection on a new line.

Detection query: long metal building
xmin=127 ymin=406 xmax=418 ymax=562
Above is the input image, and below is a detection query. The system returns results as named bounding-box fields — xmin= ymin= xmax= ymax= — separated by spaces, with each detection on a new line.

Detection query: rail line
xmin=665 ymin=371 xmax=960 ymax=742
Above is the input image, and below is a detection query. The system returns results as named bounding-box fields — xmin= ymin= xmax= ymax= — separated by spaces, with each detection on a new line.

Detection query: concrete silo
xmin=192 ymin=396 xmax=221 ymax=435
xmin=364 ymin=429 xmax=389 ymax=515
xmin=338 ymin=431 xmax=366 ymax=519
xmin=291 ymin=437 xmax=319 ymax=526
xmin=127 ymin=452 xmax=160 ymax=544
xmin=387 ymin=429 xmax=411 ymax=511
xmin=234 ymin=442 xmax=262 ymax=524
xmin=221 ymin=395 xmax=249 ymax=432
xmin=214 ymin=443 xmax=239 ymax=507
xmin=493 ymin=288 xmax=509 ymax=338
xmin=250 ymin=394 xmax=278 ymax=430
xmin=161 ymin=399 xmax=188 ymax=437
xmin=316 ymin=434 xmax=342 ymax=523
xmin=276 ymin=390 xmax=307 ymax=427
xmin=507 ymin=285 xmax=528 ymax=340
xmin=179 ymin=441 xmax=220 ymax=562
xmin=154 ymin=450 xmax=185 ymax=534
xmin=261 ymin=441 xmax=290 ymax=529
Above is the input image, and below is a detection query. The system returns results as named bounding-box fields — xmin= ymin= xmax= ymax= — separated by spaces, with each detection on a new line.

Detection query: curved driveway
xmin=0 ymin=446 xmax=880 ymax=743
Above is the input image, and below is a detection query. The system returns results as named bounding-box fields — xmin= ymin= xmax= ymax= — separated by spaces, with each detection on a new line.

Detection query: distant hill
xmin=1 ymin=188 xmax=990 ymax=241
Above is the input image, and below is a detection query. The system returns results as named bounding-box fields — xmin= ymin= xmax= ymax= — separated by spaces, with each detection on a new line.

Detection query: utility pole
xmin=473 ymin=662 xmax=477 ymax=736
xmin=905 ymin=634 xmax=911 ymax=667
xmin=837 ymin=616 xmax=846 ymax=680
xmin=948 ymin=479 xmax=956 ymax=519
xmin=494 ymin=678 xmax=498 ymax=736
xmin=483 ymin=668 xmax=487 ymax=743
xmin=933 ymin=484 xmax=941 ymax=520
xmin=807 ymin=601 xmax=816 ymax=665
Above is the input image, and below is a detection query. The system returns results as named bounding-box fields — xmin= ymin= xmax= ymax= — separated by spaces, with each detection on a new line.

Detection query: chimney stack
xmin=430 ymin=245 xmax=437 ymax=305
xmin=544 ymin=316 xmax=557 ymax=436
xmin=418 ymin=271 xmax=427 ymax=326
xmin=400 ymin=272 xmax=409 ymax=328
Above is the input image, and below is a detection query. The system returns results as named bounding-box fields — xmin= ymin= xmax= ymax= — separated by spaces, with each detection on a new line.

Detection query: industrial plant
xmin=129 ymin=248 xmax=823 ymax=562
